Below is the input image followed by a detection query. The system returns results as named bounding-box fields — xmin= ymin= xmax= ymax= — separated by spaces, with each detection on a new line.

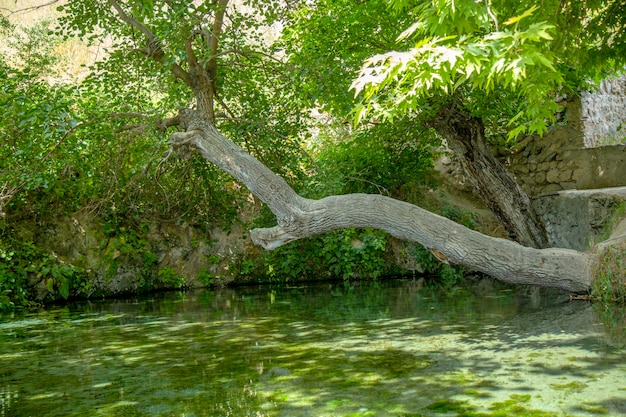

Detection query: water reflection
xmin=1 ymin=279 xmax=625 ymax=416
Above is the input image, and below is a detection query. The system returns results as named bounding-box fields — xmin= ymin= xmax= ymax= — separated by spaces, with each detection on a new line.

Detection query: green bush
xmin=411 ymin=245 xmax=465 ymax=288
xmin=305 ymin=120 xmax=438 ymax=200
xmin=592 ymin=242 xmax=626 ymax=303
xmin=0 ymin=235 xmax=89 ymax=310
xmin=197 ymin=267 xmax=215 ymax=287
xmin=264 ymin=228 xmax=388 ymax=282
xmin=157 ymin=267 xmax=186 ymax=289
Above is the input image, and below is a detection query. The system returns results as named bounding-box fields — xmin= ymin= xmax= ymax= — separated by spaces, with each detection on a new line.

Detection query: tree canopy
xmin=352 ymin=0 xmax=626 ymax=138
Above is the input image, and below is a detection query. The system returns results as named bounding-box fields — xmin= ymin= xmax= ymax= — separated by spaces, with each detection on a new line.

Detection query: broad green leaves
xmin=351 ymin=0 xmax=625 ymax=140
xmin=351 ymin=3 xmax=563 ymax=137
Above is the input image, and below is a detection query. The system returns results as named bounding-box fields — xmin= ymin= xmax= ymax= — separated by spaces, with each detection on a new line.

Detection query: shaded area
xmin=1 ymin=280 xmax=625 ymax=416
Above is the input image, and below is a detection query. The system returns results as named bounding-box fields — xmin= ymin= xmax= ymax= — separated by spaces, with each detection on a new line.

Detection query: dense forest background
xmin=1 ymin=0 xmax=625 ymax=310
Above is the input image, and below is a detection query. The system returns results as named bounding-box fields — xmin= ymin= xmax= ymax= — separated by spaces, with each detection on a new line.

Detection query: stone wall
xmin=580 ymin=75 xmax=626 ymax=147
xmin=27 ymin=212 xmax=256 ymax=300
xmin=504 ymin=127 xmax=626 ymax=196
xmin=503 ymin=74 xmax=626 ymax=196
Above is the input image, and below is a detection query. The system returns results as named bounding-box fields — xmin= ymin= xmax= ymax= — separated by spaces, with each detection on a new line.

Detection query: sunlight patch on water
xmin=1 ymin=282 xmax=626 ymax=416
xmin=0 ymin=353 xmax=26 ymax=360
xmin=26 ymin=392 xmax=60 ymax=400
xmin=0 ymin=319 xmax=45 ymax=329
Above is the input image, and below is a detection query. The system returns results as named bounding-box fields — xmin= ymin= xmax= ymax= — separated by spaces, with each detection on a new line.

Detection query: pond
xmin=1 ymin=279 xmax=625 ymax=416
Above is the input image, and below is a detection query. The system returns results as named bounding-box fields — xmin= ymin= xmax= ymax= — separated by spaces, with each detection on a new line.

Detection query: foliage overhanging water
xmin=1 ymin=280 xmax=625 ymax=416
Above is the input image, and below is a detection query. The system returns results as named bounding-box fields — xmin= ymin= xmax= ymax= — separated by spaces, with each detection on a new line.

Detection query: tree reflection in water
xmin=0 ymin=280 xmax=625 ymax=416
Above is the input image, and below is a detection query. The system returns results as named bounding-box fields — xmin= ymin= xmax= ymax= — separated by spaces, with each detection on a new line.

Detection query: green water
xmin=1 ymin=280 xmax=625 ymax=417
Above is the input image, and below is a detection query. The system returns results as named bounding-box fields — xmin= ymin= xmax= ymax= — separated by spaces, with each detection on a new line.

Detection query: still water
xmin=1 ymin=280 xmax=625 ymax=417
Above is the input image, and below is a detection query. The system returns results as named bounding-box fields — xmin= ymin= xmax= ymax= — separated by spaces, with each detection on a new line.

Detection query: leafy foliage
xmin=264 ymin=228 xmax=389 ymax=282
xmin=304 ymin=119 xmax=438 ymax=200
xmin=352 ymin=0 xmax=626 ymax=139
xmin=282 ymin=0 xmax=440 ymax=201
xmin=592 ymin=242 xmax=626 ymax=304
xmin=281 ymin=0 xmax=414 ymax=117
xmin=0 ymin=232 xmax=89 ymax=311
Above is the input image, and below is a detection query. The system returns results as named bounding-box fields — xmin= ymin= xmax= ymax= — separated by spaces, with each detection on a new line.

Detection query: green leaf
xmin=59 ymin=279 xmax=70 ymax=299
xmin=396 ymin=21 xmax=421 ymax=42
xmin=503 ymin=6 xmax=538 ymax=26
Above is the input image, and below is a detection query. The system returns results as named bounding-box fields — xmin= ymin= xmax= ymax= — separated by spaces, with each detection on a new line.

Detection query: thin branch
xmin=0 ymin=0 xmax=60 ymax=15
xmin=217 ymin=48 xmax=297 ymax=71
xmin=107 ymin=0 xmax=191 ymax=85
xmin=157 ymin=115 xmax=181 ymax=132
xmin=110 ymin=112 xmax=154 ymax=119
xmin=116 ymin=123 xmax=149 ymax=133
xmin=107 ymin=0 xmax=155 ymax=40
xmin=195 ymin=27 xmax=214 ymax=52
xmin=210 ymin=0 xmax=228 ymax=56
xmin=206 ymin=0 xmax=228 ymax=75
xmin=485 ymin=0 xmax=499 ymax=31
xmin=184 ymin=37 xmax=199 ymax=68
xmin=215 ymin=94 xmax=238 ymax=120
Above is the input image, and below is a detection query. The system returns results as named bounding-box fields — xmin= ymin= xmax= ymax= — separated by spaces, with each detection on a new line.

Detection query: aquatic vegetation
xmin=425 ymin=394 xmax=559 ymax=416
xmin=1 ymin=281 xmax=625 ymax=416
xmin=549 ymin=381 xmax=588 ymax=393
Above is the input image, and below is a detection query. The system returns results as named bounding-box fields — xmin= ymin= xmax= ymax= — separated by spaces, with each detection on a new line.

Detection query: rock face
xmin=498 ymin=76 xmax=626 ymax=250
xmin=31 ymin=211 xmax=256 ymax=300
xmin=533 ymin=187 xmax=626 ymax=251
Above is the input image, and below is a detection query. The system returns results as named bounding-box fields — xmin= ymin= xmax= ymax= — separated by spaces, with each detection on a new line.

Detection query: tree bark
xmin=430 ymin=103 xmax=549 ymax=249
xmin=170 ymin=109 xmax=595 ymax=293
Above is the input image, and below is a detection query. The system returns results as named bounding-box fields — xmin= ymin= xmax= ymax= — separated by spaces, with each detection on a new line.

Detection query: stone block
xmin=558 ymin=170 xmax=573 ymax=182
xmin=534 ymin=172 xmax=545 ymax=184
xmin=571 ymin=168 xmax=587 ymax=183
xmin=538 ymin=151 xmax=558 ymax=163
xmin=546 ymin=169 xmax=560 ymax=183
xmin=542 ymin=183 xmax=563 ymax=193
xmin=557 ymin=149 xmax=576 ymax=161
xmin=516 ymin=164 xmax=529 ymax=174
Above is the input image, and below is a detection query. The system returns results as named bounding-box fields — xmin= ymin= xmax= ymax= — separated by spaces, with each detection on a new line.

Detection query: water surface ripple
xmin=1 ymin=280 xmax=625 ymax=416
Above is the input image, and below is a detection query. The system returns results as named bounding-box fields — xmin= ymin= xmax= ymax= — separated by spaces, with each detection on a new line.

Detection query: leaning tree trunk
xmin=430 ymin=103 xmax=549 ymax=249
xmin=170 ymin=109 xmax=595 ymax=293
xmin=103 ymin=0 xmax=602 ymax=295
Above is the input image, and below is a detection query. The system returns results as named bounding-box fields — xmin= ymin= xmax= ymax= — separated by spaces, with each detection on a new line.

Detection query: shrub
xmin=264 ymin=228 xmax=388 ymax=282
xmin=592 ymin=242 xmax=626 ymax=303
